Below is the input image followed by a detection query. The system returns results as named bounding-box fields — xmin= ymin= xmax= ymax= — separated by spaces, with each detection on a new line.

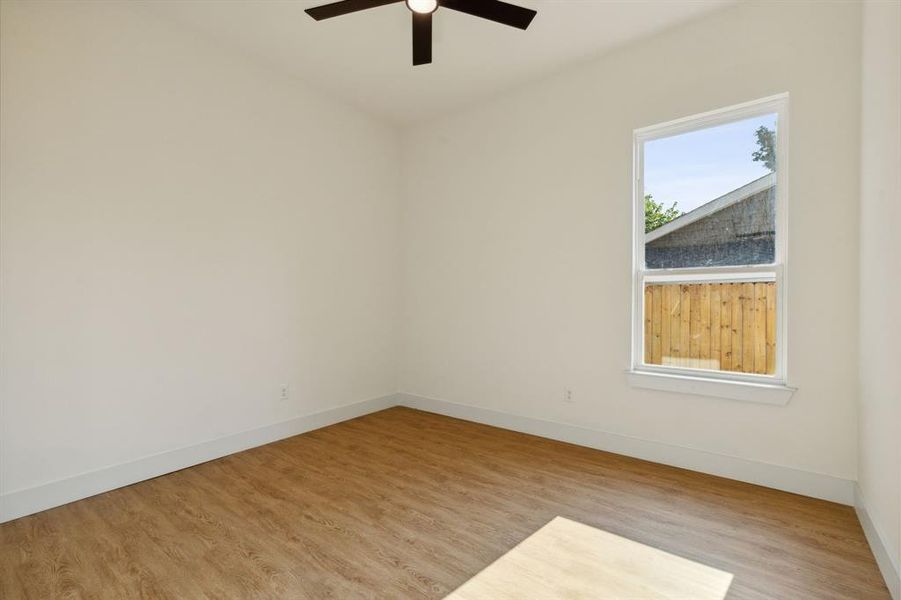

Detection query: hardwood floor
xmin=0 ymin=407 xmax=890 ymax=599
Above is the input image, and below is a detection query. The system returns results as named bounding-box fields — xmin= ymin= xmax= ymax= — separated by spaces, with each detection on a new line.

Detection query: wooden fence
xmin=643 ymin=282 xmax=776 ymax=375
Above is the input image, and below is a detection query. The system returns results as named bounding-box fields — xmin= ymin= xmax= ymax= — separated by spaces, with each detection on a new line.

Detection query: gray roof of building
xmin=645 ymin=173 xmax=776 ymax=243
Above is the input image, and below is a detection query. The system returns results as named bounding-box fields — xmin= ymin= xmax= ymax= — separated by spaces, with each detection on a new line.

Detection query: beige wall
xmin=0 ymin=1 xmax=400 ymax=495
xmin=859 ymin=0 xmax=901 ymax=588
xmin=400 ymin=1 xmax=861 ymax=483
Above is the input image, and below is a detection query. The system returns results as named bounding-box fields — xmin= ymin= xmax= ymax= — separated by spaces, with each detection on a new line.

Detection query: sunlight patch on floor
xmin=446 ymin=516 xmax=733 ymax=600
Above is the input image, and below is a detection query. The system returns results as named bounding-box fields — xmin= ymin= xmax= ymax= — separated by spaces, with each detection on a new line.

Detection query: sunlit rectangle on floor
xmin=446 ymin=516 xmax=733 ymax=600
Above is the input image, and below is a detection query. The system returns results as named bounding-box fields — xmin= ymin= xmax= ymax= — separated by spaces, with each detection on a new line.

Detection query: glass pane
xmin=644 ymin=114 xmax=777 ymax=269
xmin=643 ymin=281 xmax=776 ymax=375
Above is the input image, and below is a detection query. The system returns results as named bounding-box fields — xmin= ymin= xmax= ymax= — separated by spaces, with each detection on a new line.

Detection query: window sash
xmin=636 ymin=268 xmax=783 ymax=382
xmin=641 ymin=265 xmax=779 ymax=285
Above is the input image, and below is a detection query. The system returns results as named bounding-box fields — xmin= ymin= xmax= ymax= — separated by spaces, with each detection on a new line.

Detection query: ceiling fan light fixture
xmin=406 ymin=0 xmax=438 ymax=14
xmin=306 ymin=0 xmax=537 ymax=66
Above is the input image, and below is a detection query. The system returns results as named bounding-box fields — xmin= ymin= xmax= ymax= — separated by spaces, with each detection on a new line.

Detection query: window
xmin=631 ymin=95 xmax=788 ymax=389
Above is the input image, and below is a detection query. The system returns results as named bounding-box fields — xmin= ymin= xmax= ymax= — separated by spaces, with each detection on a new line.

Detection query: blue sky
xmin=644 ymin=113 xmax=777 ymax=214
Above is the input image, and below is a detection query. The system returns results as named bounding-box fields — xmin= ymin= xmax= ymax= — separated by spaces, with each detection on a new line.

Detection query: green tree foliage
xmin=752 ymin=126 xmax=777 ymax=171
xmin=645 ymin=194 xmax=682 ymax=233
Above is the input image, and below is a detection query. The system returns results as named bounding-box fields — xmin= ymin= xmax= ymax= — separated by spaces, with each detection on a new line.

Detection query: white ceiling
xmin=141 ymin=0 xmax=734 ymax=125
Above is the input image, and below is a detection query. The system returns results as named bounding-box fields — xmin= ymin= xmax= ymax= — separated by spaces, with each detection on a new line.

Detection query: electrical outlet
xmin=564 ymin=388 xmax=574 ymax=403
xmin=280 ymin=384 xmax=289 ymax=401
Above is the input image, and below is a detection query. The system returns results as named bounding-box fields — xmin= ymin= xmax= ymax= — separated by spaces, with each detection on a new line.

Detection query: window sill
xmin=625 ymin=370 xmax=796 ymax=405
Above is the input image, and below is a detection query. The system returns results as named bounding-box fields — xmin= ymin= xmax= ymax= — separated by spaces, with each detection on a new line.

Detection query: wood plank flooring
xmin=0 ymin=407 xmax=890 ymax=599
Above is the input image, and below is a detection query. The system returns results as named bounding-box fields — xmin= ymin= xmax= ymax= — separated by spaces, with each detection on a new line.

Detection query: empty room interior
xmin=1 ymin=0 xmax=900 ymax=598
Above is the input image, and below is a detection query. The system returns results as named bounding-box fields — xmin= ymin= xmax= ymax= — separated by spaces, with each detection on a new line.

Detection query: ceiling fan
xmin=305 ymin=0 xmax=538 ymax=66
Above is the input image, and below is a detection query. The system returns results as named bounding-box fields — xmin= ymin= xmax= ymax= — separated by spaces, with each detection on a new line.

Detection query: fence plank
xmin=644 ymin=287 xmax=653 ymax=364
xmin=766 ymin=282 xmax=776 ymax=374
xmin=651 ymin=285 xmax=663 ymax=365
xmin=670 ymin=287 xmax=682 ymax=366
xmin=681 ymin=285 xmax=691 ymax=369
xmin=741 ymin=283 xmax=754 ymax=373
xmin=754 ymin=283 xmax=767 ymax=374
xmin=661 ymin=285 xmax=672 ymax=366
xmin=700 ymin=284 xmax=711 ymax=367
xmin=711 ymin=285 xmax=721 ymax=371
xmin=720 ymin=284 xmax=732 ymax=371
xmin=731 ymin=283 xmax=743 ymax=372
xmin=689 ymin=284 xmax=701 ymax=369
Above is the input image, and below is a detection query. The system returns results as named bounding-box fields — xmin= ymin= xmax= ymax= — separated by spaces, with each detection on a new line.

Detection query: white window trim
xmin=629 ymin=94 xmax=794 ymax=404
xmin=625 ymin=370 xmax=795 ymax=405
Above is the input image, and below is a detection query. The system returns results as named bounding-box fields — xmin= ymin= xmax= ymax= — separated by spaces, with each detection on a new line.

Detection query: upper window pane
xmin=643 ymin=114 xmax=777 ymax=269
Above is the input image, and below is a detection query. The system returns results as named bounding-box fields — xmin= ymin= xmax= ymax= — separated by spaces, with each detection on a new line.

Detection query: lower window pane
xmin=643 ymin=281 xmax=776 ymax=375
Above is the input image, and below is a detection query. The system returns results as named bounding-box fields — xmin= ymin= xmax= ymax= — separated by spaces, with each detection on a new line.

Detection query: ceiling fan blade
xmin=439 ymin=0 xmax=536 ymax=30
xmin=305 ymin=0 xmax=403 ymax=21
xmin=412 ymin=12 xmax=432 ymax=66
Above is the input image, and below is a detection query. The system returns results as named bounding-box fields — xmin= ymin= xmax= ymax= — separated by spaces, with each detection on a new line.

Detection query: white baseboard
xmin=0 ymin=394 xmax=397 ymax=523
xmin=856 ymin=485 xmax=901 ymax=599
xmin=395 ymin=392 xmax=855 ymax=506
xmin=0 ymin=391 xmax=859 ymax=526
